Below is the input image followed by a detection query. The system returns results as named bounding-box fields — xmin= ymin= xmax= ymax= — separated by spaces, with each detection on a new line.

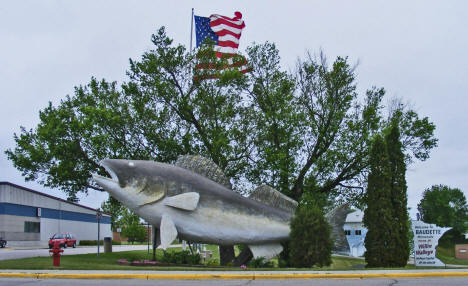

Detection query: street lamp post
xmin=96 ymin=208 xmax=102 ymax=256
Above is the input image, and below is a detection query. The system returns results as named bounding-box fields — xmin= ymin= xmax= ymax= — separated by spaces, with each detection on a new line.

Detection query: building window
xmin=344 ymin=230 xmax=351 ymax=235
xmin=355 ymin=230 xmax=362 ymax=235
xmin=24 ymin=221 xmax=40 ymax=233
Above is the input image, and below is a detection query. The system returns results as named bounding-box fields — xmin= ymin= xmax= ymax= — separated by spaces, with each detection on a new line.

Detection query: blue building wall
xmin=344 ymin=224 xmax=368 ymax=257
xmin=343 ymin=210 xmax=368 ymax=257
xmin=0 ymin=202 xmax=111 ymax=224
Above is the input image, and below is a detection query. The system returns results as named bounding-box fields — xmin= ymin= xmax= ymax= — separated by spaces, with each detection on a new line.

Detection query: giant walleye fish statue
xmin=93 ymin=155 xmax=348 ymax=259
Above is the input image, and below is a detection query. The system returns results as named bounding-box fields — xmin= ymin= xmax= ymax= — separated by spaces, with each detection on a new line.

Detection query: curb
xmin=1 ymin=272 xmax=468 ymax=279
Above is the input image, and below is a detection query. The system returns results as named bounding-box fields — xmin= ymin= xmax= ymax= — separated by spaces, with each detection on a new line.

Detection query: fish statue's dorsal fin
xmin=249 ymin=185 xmax=298 ymax=213
xmin=175 ymin=155 xmax=232 ymax=189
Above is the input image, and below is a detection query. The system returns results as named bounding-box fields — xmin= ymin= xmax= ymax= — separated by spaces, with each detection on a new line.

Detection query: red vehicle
xmin=48 ymin=233 xmax=77 ymax=249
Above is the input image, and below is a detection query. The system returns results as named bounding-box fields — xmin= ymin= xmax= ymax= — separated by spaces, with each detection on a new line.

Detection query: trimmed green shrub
xmin=289 ymin=204 xmax=332 ymax=267
xmin=161 ymin=250 xmax=201 ymax=265
xmin=79 ymin=240 xmax=103 ymax=246
xmin=78 ymin=240 xmax=121 ymax=246
xmin=206 ymin=258 xmax=219 ymax=267
xmin=248 ymin=257 xmax=273 ymax=268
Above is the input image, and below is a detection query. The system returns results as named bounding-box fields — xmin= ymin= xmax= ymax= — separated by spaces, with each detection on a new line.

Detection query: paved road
xmin=0 ymin=245 xmax=152 ymax=261
xmin=0 ymin=277 xmax=468 ymax=286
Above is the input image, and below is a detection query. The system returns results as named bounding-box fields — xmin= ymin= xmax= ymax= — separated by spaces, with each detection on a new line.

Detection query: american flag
xmin=194 ymin=11 xmax=250 ymax=78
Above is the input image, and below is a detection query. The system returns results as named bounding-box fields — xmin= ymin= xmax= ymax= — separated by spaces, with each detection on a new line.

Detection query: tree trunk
xmin=219 ymin=245 xmax=235 ymax=265
xmin=233 ymin=247 xmax=253 ymax=266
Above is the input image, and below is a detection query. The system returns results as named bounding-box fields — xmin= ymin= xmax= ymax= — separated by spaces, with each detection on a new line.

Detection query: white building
xmin=0 ymin=182 xmax=112 ymax=247
xmin=343 ymin=209 xmax=368 ymax=257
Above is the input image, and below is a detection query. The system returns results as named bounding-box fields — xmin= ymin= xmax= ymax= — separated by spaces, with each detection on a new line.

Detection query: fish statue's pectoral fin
xmin=160 ymin=213 xmax=178 ymax=250
xmin=248 ymin=243 xmax=283 ymax=260
xmin=164 ymin=192 xmax=200 ymax=211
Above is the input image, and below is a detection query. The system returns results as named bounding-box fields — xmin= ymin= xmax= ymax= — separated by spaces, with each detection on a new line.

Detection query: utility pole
xmin=96 ymin=208 xmax=102 ymax=256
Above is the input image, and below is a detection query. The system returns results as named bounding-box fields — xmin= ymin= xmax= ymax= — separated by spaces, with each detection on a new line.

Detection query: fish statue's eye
xmin=128 ymin=162 xmax=135 ymax=167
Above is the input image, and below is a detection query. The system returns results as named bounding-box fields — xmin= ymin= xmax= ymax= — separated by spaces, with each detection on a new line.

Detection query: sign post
xmin=147 ymin=222 xmax=150 ymax=254
xmin=412 ymin=220 xmax=451 ymax=267
xmin=96 ymin=208 xmax=102 ymax=256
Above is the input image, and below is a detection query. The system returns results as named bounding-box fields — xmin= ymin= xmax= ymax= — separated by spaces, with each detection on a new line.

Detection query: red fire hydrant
xmin=49 ymin=241 xmax=64 ymax=266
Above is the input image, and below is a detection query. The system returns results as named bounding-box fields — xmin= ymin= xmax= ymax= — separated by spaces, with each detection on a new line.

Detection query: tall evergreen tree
xmin=385 ymin=122 xmax=410 ymax=266
xmin=363 ymin=135 xmax=398 ymax=267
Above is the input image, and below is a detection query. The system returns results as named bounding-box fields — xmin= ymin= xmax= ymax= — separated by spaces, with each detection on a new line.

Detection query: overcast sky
xmin=1 ymin=1 xmax=467 ymax=217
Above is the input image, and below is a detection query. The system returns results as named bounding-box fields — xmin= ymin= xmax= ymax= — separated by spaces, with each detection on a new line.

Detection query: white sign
xmin=412 ymin=220 xmax=451 ymax=267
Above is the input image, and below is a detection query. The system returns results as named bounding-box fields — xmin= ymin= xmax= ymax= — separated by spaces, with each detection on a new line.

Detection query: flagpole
xmin=190 ymin=8 xmax=194 ymax=51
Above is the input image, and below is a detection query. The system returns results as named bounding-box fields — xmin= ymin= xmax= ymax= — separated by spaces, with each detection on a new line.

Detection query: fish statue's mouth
xmin=99 ymin=160 xmax=120 ymax=182
xmin=92 ymin=159 xmax=167 ymax=211
xmin=92 ymin=160 xmax=122 ymax=193
xmin=92 ymin=173 xmax=119 ymax=193
xmin=92 ymin=160 xmax=124 ymax=198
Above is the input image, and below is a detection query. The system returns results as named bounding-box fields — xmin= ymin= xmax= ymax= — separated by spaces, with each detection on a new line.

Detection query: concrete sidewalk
xmin=6 ymin=244 xmax=171 ymax=250
xmin=0 ymin=268 xmax=467 ymax=279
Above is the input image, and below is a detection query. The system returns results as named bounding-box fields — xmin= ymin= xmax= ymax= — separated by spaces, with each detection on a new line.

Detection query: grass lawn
xmin=0 ymin=246 xmax=368 ymax=271
xmin=1 ymin=245 xmax=464 ymax=271
xmin=437 ymin=245 xmax=468 ymax=265
xmin=0 ymin=248 xmax=191 ymax=271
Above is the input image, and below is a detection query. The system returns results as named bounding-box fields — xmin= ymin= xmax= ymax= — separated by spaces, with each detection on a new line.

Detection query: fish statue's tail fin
xmin=248 ymin=243 xmax=283 ymax=260
xmin=325 ymin=203 xmax=352 ymax=254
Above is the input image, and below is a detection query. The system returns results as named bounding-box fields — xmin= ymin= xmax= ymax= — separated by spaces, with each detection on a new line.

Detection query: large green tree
xmin=119 ymin=209 xmax=147 ymax=243
xmin=5 ymin=28 xmax=437 ymax=205
xmin=418 ymin=185 xmax=468 ymax=236
xmin=101 ymin=196 xmax=124 ymax=231
xmin=244 ymin=48 xmax=437 ymax=206
xmin=5 ymin=28 xmax=251 ymax=200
